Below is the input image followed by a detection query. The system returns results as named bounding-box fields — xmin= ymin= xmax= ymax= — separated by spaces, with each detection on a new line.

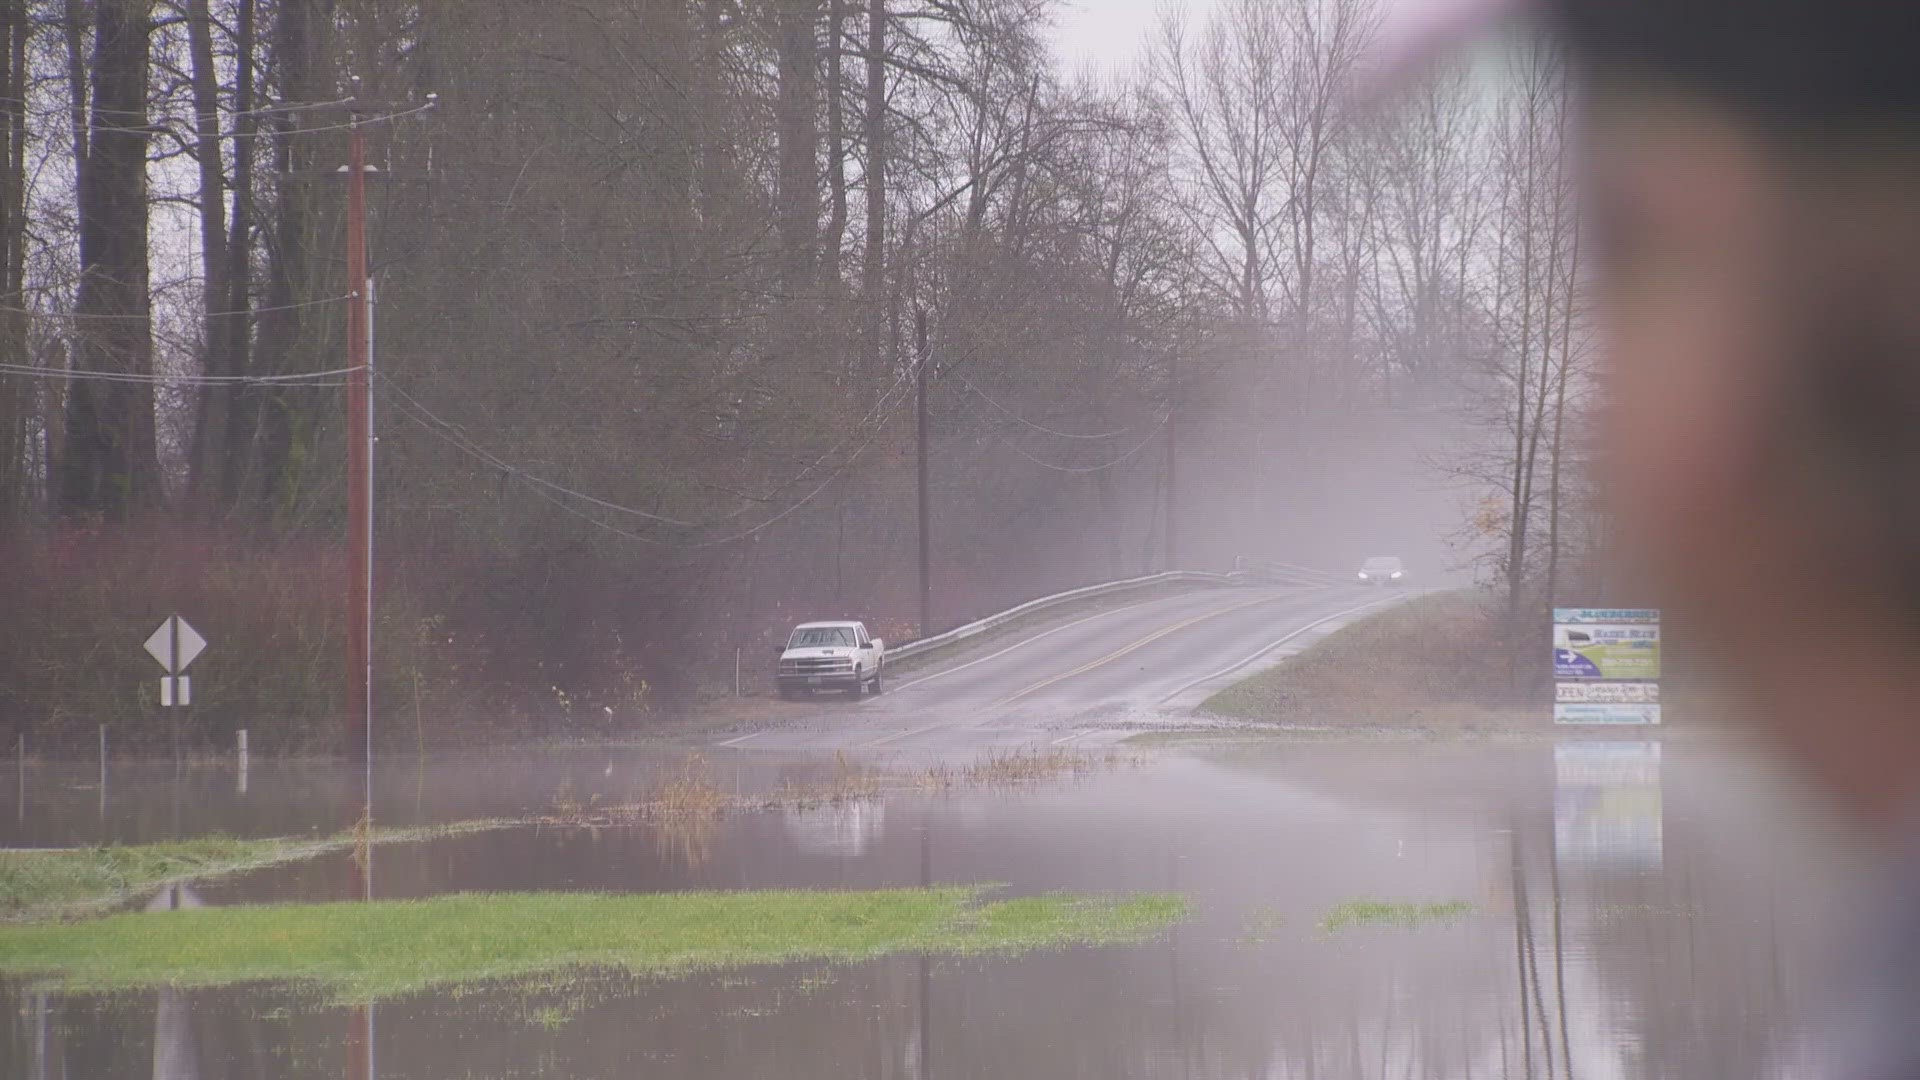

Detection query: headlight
xmin=1390 ymin=571 xmax=1403 ymax=579
xmin=1357 ymin=571 xmax=1369 ymax=580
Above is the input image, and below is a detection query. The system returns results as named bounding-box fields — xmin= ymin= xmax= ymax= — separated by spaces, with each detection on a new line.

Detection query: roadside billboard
xmin=1554 ymin=681 xmax=1662 ymax=724
xmin=1553 ymin=608 xmax=1661 ymax=681
xmin=1554 ymin=608 xmax=1662 ymax=725
xmin=1556 ymin=681 xmax=1659 ymax=703
xmin=1553 ymin=702 xmax=1663 ymax=725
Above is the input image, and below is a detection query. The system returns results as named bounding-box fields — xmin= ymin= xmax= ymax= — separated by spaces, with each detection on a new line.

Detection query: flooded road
xmin=1 ymin=740 xmax=1864 ymax=1078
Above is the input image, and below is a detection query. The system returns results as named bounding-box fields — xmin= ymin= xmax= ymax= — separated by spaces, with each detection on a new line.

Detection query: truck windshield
xmin=790 ymin=627 xmax=855 ymax=648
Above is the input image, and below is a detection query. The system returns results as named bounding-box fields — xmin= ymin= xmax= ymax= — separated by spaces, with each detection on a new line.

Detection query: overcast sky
xmin=1049 ymin=0 xmax=1217 ymax=78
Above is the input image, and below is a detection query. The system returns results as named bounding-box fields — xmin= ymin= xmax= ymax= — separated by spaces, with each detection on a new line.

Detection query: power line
xmin=0 ymin=294 xmax=352 ymax=321
xmin=232 ymin=96 xmax=364 ymax=119
xmin=27 ymin=99 xmax=437 ymax=145
xmin=709 ymin=363 xmax=918 ymax=519
xmin=155 ymin=100 xmax=442 ymax=144
xmin=375 ymin=374 xmax=696 ymax=527
xmin=376 ymin=367 xmax=921 ymax=543
xmin=667 ymin=363 xmax=925 ymax=548
xmin=954 ymin=370 xmax=1132 ymax=440
xmin=377 ymin=366 xmax=912 ymax=527
xmin=3 ymin=95 xmax=360 ymax=124
xmin=219 ymin=99 xmax=441 ymax=141
xmin=0 ymin=362 xmax=362 ymax=387
xmin=1003 ymin=412 xmax=1170 ymax=474
xmin=677 ymin=425 xmax=894 ymax=549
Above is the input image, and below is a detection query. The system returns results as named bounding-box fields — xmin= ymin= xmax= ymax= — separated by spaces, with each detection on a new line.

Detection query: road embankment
xmin=1198 ymin=589 xmax=1547 ymax=734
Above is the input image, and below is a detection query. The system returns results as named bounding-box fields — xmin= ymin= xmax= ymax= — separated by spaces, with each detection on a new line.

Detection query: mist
xmin=0 ymin=0 xmax=1583 ymax=746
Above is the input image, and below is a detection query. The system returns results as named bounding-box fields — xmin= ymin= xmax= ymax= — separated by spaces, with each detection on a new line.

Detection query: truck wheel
xmin=850 ymin=670 xmax=867 ymax=699
xmin=870 ymin=663 xmax=884 ymax=695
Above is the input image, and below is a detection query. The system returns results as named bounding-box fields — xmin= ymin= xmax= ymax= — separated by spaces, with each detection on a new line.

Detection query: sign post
xmin=144 ymin=617 xmax=209 ymax=759
xmin=1553 ymin=608 xmax=1660 ymax=725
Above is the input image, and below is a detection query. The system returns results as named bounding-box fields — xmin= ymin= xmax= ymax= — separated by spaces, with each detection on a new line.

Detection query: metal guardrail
xmin=888 ymin=570 xmax=1243 ymax=664
xmin=1231 ymin=557 xmax=1351 ymax=588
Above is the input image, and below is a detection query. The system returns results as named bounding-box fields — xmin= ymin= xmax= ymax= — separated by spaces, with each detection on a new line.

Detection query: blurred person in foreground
xmin=1380 ymin=0 xmax=1920 ymax=1074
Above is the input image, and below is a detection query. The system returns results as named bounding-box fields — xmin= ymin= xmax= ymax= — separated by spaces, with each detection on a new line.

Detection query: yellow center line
xmin=993 ymin=593 xmax=1287 ymax=707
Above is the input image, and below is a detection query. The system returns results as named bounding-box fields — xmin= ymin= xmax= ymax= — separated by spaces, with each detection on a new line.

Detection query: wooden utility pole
xmin=915 ymin=308 xmax=932 ymax=637
xmin=345 ymin=115 xmax=371 ymax=763
xmin=1164 ymin=349 xmax=1179 ymax=571
xmin=862 ymin=0 xmax=888 ymax=393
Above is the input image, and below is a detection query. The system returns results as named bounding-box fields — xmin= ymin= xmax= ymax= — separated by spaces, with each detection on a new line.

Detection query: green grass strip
xmin=0 ymin=837 xmax=344 ymax=923
xmin=1318 ymin=899 xmax=1472 ymax=933
xmin=0 ymin=887 xmax=1186 ymax=1001
xmin=0 ymin=824 xmax=511 ymax=924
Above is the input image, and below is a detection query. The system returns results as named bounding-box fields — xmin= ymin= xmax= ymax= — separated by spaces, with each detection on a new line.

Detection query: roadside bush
xmin=2 ymin=525 xmax=358 ymax=754
xmin=0 ymin=522 xmax=903 ymax=754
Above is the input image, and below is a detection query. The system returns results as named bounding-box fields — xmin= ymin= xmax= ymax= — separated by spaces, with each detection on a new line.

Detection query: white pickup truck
xmin=776 ymin=621 xmax=886 ymax=698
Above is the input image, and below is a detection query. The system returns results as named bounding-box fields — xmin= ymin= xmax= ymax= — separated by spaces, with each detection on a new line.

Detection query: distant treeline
xmin=0 ymin=1 xmax=1596 ymax=751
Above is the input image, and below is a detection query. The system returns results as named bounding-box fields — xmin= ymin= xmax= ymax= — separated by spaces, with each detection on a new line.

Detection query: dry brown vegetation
xmin=540 ymin=749 xmax=1128 ymax=833
xmin=531 ymin=748 xmax=1133 ymax=869
xmin=920 ymin=748 xmax=1142 ymax=788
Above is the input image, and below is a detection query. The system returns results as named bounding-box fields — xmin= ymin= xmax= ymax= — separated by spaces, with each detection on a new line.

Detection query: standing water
xmin=0 ymin=741 xmax=1862 ymax=1078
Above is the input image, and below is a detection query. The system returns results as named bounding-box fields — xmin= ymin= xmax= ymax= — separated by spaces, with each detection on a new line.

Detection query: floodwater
xmin=1 ymin=740 xmax=1869 ymax=1079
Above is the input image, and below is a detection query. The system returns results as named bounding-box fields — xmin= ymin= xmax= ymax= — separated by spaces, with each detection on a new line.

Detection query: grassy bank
xmin=0 ymin=836 xmax=348 ymax=924
xmin=0 ymin=887 xmax=1187 ymax=1001
xmin=1201 ymin=590 xmax=1541 ymax=732
xmin=0 ymin=823 xmax=515 ymax=924
xmin=2 ymin=750 xmax=1135 ymax=922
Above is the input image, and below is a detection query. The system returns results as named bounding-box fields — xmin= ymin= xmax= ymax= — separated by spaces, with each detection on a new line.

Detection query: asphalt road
xmin=717 ymin=583 xmax=1410 ymax=754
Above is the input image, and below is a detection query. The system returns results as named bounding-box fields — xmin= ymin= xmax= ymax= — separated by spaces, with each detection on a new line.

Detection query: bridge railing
xmin=889 ymin=570 xmax=1243 ymax=664
xmin=1230 ymin=557 xmax=1351 ymax=588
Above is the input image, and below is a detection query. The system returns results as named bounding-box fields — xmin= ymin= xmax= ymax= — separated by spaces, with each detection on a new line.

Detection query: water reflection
xmin=1555 ymin=741 xmax=1663 ymax=871
xmin=345 ymin=1007 xmax=372 ymax=1080
xmin=653 ymin=809 xmax=722 ymax=869
xmin=783 ymin=801 xmax=886 ymax=858
xmin=0 ymin=743 xmax=1857 ymax=1079
xmin=147 ymin=886 xmax=202 ymax=1080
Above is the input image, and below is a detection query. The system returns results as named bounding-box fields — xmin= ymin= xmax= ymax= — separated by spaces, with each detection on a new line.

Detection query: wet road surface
xmin=721 ymin=583 xmax=1406 ymax=753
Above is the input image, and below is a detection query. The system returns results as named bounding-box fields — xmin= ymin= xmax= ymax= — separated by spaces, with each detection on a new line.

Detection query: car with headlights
xmin=1357 ymin=556 xmax=1406 ymax=586
xmin=777 ymin=621 xmax=885 ymax=698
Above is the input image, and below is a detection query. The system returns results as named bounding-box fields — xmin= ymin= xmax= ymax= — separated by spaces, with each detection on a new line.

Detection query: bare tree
xmin=1272 ymin=0 xmax=1377 ymax=327
xmin=218 ymin=0 xmax=259 ymax=506
xmin=58 ymin=0 xmax=161 ymax=516
xmin=824 ymin=0 xmax=851 ymax=282
xmin=1152 ymin=0 xmax=1286 ymax=321
xmin=183 ymin=0 xmax=232 ymax=512
xmin=1362 ymin=59 xmax=1486 ymax=394
xmin=776 ymin=0 xmax=822 ymax=288
xmin=862 ymin=0 xmax=889 ymax=386
xmin=0 ymin=0 xmax=28 ymax=518
xmin=1442 ymin=41 xmax=1585 ymax=666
